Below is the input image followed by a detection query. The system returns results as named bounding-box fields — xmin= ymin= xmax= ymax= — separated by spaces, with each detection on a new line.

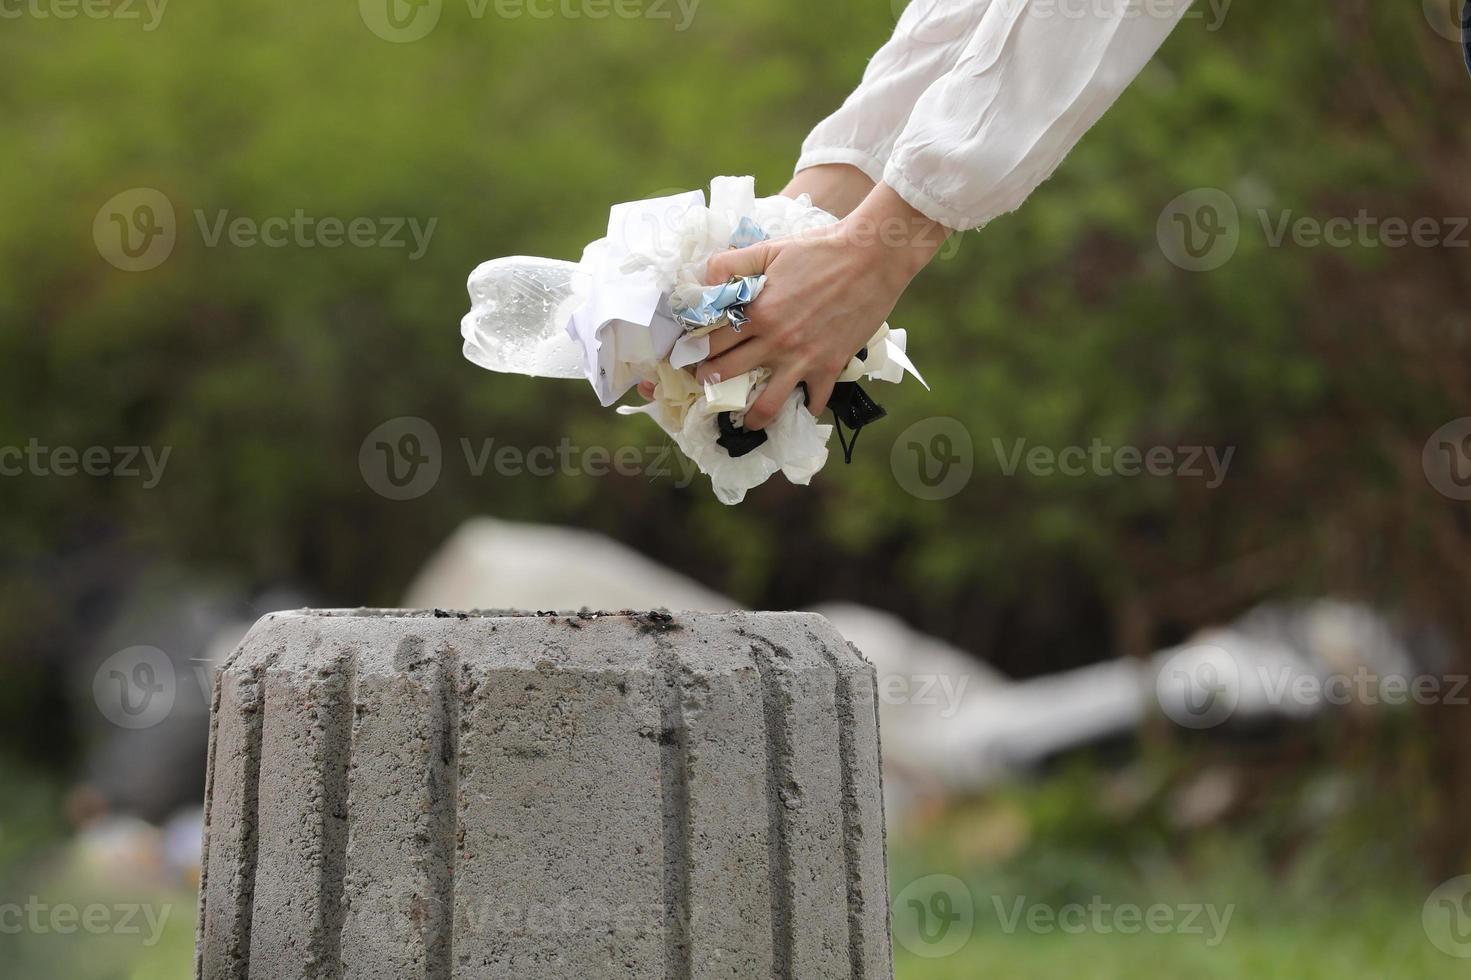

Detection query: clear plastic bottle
xmin=460 ymin=256 xmax=589 ymax=379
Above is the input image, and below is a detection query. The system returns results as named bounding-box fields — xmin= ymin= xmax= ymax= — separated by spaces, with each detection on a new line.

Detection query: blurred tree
xmin=0 ymin=0 xmax=1466 ymax=865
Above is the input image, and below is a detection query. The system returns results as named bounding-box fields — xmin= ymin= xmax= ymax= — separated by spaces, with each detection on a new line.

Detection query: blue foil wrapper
xmin=671 ymin=218 xmax=770 ymax=331
xmin=673 ymin=274 xmax=766 ymax=331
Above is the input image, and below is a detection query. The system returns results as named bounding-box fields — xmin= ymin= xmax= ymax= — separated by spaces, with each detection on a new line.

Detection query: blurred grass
xmin=4 ymin=732 xmax=1463 ymax=979
xmin=897 ymin=918 xmax=1445 ymax=980
xmin=886 ymin=725 xmax=1460 ymax=978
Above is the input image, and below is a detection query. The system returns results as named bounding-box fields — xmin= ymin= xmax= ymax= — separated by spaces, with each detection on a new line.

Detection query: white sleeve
xmin=884 ymin=0 xmax=1193 ymax=229
xmin=795 ymin=1 xmax=995 ymax=185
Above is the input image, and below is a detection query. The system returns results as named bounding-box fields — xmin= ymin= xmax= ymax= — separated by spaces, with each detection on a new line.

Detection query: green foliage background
xmin=1 ymin=0 xmax=1468 ymax=802
xmin=3 ymin=2 xmax=1471 ymax=975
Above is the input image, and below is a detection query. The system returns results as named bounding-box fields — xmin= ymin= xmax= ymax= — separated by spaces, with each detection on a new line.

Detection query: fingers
xmin=744 ymin=368 xmax=802 ymax=430
xmin=696 ymin=335 xmax=774 ymax=385
xmin=637 ymin=381 xmax=655 ymax=400
xmin=704 ymin=241 xmax=774 ymax=285
xmin=803 ymin=373 xmax=836 ymax=419
xmin=703 ymin=324 xmax=750 ymax=359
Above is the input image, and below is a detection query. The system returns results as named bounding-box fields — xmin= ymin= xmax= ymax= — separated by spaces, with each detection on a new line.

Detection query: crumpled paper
xmin=461 ymin=175 xmax=926 ymax=504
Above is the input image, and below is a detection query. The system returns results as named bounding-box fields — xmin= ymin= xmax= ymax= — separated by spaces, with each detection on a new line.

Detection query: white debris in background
xmin=404 ymin=519 xmax=1445 ymax=823
xmin=403 ymin=517 xmax=736 ymax=613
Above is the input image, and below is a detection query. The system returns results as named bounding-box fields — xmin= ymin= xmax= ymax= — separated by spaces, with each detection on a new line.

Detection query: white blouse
xmin=797 ymin=0 xmax=1193 ymax=230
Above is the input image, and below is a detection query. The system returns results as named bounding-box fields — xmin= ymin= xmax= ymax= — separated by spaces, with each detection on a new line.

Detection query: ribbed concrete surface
xmin=194 ymin=609 xmax=893 ymax=980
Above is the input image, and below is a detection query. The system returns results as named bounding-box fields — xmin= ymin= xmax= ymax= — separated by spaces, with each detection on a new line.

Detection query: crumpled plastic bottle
xmin=460 ymin=255 xmax=588 ymax=379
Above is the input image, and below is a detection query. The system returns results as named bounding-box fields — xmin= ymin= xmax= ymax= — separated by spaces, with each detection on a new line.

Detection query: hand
xmin=692 ymin=183 xmax=949 ymax=429
xmin=635 ymin=164 xmax=878 ymax=403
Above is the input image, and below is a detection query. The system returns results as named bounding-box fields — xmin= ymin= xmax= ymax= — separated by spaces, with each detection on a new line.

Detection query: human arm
xmin=693 ymin=0 xmax=1193 ymax=428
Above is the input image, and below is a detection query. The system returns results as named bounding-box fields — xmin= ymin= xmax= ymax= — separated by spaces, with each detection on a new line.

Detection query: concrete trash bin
xmin=195 ymin=609 xmax=894 ymax=979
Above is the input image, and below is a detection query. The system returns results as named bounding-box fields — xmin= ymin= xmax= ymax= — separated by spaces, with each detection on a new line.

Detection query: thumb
xmin=704 ymin=241 xmax=774 ymax=285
